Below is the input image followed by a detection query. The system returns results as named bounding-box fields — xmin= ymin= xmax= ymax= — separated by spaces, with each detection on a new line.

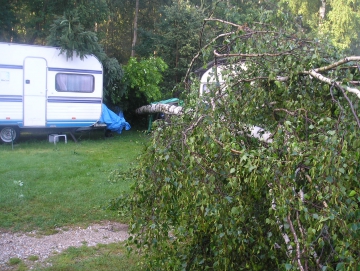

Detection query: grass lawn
xmin=0 ymin=129 xmax=147 ymax=232
xmin=10 ymin=243 xmax=141 ymax=271
xmin=1 ymin=129 xmax=147 ymax=270
xmin=37 ymin=243 xmax=141 ymax=271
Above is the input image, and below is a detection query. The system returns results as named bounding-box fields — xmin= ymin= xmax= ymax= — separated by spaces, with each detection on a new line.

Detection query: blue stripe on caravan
xmin=48 ymin=67 xmax=102 ymax=74
xmin=46 ymin=121 xmax=97 ymax=128
xmin=47 ymin=97 xmax=102 ymax=104
xmin=0 ymin=120 xmax=22 ymax=125
xmin=0 ymin=95 xmax=23 ymax=102
xmin=0 ymin=64 xmax=23 ymax=69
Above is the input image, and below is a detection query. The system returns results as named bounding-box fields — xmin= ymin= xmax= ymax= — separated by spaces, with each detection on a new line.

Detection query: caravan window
xmin=55 ymin=73 xmax=94 ymax=93
xmin=202 ymin=82 xmax=221 ymax=94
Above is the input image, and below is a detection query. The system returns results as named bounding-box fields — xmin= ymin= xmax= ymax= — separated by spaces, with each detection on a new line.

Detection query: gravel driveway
xmin=0 ymin=221 xmax=129 ymax=270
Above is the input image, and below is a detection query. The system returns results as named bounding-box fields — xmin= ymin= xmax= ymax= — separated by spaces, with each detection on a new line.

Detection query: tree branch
xmin=182 ymin=115 xmax=206 ymax=145
xmin=270 ymin=190 xmax=294 ymax=256
xmin=296 ymin=211 xmax=309 ymax=270
xmin=214 ymin=50 xmax=292 ymax=58
xmin=313 ymin=56 xmax=360 ymax=73
xmin=212 ymin=137 xmax=242 ymax=155
xmin=304 ymin=70 xmax=360 ymax=128
xmin=303 ymin=69 xmax=332 ymax=84
xmin=337 ymin=84 xmax=360 ymax=128
xmin=341 ymin=85 xmax=360 ymax=99
xmin=184 ymin=31 xmax=235 ymax=85
xmin=287 ymin=213 xmax=305 ymax=271
xmin=204 ymin=18 xmax=245 ymax=28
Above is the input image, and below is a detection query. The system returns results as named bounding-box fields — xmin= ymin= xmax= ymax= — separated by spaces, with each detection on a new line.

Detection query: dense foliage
xmin=123 ymin=9 xmax=360 ymax=271
xmin=281 ymin=0 xmax=360 ymax=53
xmin=2 ymin=0 xmax=360 ymax=108
xmin=138 ymin=2 xmax=206 ymax=95
xmin=120 ymin=57 xmax=168 ymax=112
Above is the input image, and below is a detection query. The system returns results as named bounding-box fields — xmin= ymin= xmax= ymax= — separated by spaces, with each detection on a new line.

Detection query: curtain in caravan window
xmin=55 ymin=73 xmax=94 ymax=93
xmin=56 ymin=74 xmax=68 ymax=90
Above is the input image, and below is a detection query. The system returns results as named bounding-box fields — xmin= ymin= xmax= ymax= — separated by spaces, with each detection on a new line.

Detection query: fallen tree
xmin=135 ymin=103 xmax=183 ymax=115
xmin=121 ymin=11 xmax=360 ymax=271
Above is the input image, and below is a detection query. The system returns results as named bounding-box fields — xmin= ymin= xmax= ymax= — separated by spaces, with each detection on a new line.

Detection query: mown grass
xmin=35 ymin=243 xmax=140 ymax=271
xmin=0 ymin=129 xmax=147 ymax=232
xmin=6 ymin=243 xmax=141 ymax=271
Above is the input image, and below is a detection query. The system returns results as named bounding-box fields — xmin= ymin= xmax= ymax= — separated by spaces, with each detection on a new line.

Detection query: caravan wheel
xmin=0 ymin=127 xmax=19 ymax=143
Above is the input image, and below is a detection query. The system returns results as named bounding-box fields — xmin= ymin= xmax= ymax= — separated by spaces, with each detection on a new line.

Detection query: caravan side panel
xmin=46 ymin=66 xmax=103 ymax=128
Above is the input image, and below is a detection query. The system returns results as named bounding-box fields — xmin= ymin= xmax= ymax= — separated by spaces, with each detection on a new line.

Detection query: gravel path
xmin=0 ymin=221 xmax=129 ymax=270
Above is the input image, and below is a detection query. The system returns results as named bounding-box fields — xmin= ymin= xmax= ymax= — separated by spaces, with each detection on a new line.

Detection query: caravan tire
xmin=0 ymin=126 xmax=20 ymax=144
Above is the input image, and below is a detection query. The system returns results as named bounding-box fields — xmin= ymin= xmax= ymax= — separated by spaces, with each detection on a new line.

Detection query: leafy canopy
xmin=136 ymin=1 xmax=205 ymax=96
xmin=281 ymin=0 xmax=360 ymax=52
xmin=123 ymin=57 xmax=168 ymax=103
xmin=47 ymin=10 xmax=105 ymax=60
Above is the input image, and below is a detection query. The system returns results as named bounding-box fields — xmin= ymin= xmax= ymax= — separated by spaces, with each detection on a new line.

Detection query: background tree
xmin=47 ymin=11 xmax=105 ymax=59
xmin=120 ymin=57 xmax=168 ymax=123
xmin=0 ymin=0 xmax=17 ymax=42
xmin=281 ymin=0 xmax=360 ymax=53
xmin=131 ymin=0 xmax=140 ymax=57
xmin=99 ymin=0 xmax=172 ymax=63
xmin=135 ymin=1 xmax=208 ymax=98
xmin=4 ymin=0 xmax=109 ymax=45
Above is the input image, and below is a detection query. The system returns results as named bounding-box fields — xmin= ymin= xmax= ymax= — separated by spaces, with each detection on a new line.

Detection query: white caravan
xmin=198 ymin=63 xmax=272 ymax=143
xmin=0 ymin=42 xmax=103 ymax=143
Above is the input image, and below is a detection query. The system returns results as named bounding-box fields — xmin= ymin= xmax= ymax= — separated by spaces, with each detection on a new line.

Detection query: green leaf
xmin=350 ymin=223 xmax=358 ymax=231
xmin=348 ymin=190 xmax=356 ymax=197
xmin=326 ymin=176 xmax=334 ymax=183
xmin=231 ymin=207 xmax=240 ymax=215
xmin=336 ymin=262 xmax=345 ymax=271
xmin=319 ymin=216 xmax=330 ymax=223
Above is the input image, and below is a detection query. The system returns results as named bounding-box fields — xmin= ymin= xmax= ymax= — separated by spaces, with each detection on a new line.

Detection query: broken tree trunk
xmin=135 ymin=104 xmax=183 ymax=115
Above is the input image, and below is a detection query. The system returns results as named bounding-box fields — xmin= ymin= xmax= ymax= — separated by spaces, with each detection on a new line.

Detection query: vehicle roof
xmin=0 ymin=42 xmax=102 ymax=71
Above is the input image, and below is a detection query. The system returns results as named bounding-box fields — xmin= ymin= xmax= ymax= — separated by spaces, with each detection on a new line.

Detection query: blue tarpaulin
xmin=99 ymin=104 xmax=131 ymax=133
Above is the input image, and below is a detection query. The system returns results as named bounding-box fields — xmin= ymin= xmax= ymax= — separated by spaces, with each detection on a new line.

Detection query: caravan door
xmin=23 ymin=57 xmax=47 ymax=127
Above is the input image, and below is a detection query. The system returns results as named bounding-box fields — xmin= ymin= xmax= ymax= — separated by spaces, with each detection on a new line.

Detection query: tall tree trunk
xmin=131 ymin=0 xmax=139 ymax=57
xmin=319 ymin=0 xmax=326 ymax=22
